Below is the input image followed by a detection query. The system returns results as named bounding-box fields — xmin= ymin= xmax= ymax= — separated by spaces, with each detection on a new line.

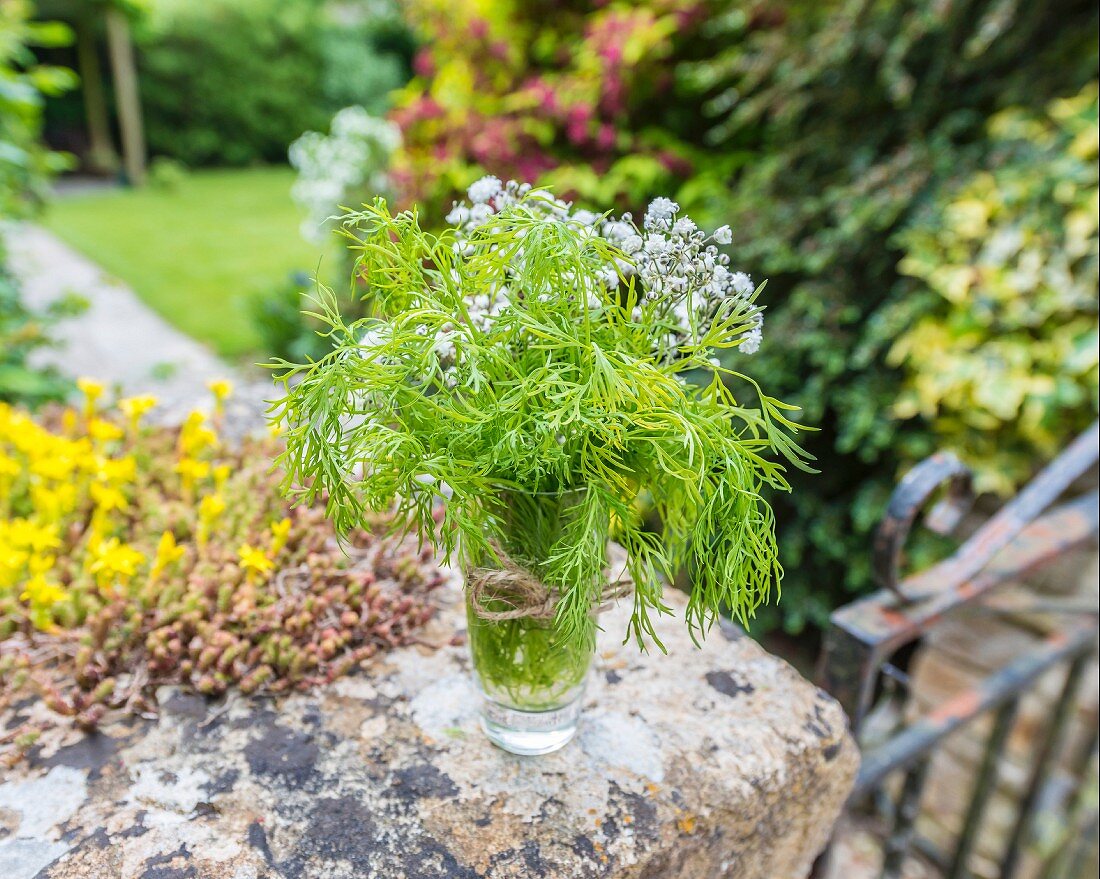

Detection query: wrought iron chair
xmin=815 ymin=422 xmax=1099 ymax=879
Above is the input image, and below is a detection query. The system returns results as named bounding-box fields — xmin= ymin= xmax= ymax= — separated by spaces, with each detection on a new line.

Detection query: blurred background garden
xmin=2 ymin=0 xmax=1097 ymax=652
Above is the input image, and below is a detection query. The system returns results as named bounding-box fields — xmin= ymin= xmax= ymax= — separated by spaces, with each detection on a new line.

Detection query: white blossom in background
xmin=289 ymin=107 xmax=401 ymax=243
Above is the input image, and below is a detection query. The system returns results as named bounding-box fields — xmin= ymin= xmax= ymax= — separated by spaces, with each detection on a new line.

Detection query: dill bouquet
xmin=271 ymin=177 xmax=808 ymax=753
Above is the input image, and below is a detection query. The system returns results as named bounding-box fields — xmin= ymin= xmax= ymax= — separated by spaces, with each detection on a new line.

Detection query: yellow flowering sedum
xmin=150 ymin=531 xmax=185 ymax=580
xmin=237 ymin=543 xmax=274 ymax=579
xmin=0 ymin=382 xmax=445 ymax=745
xmin=119 ymin=395 xmax=158 ymax=431
xmin=270 ymin=518 xmax=292 ymax=556
xmin=85 ymin=536 xmax=145 ymax=593
xmin=196 ymin=493 xmax=226 ymax=547
xmin=20 ymin=574 xmax=66 ymax=630
xmin=76 ymin=377 xmax=104 ymax=417
xmin=207 ymin=378 xmax=234 ymax=403
xmin=0 ymin=380 xmax=291 ymax=631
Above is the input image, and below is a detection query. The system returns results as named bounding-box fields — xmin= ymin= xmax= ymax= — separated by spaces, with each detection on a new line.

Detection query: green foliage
xmin=136 ymin=0 xmax=326 ymax=166
xmin=0 ymin=267 xmax=83 ymax=407
xmin=270 ymin=193 xmax=808 ymax=652
xmin=318 ymin=2 xmax=415 ymax=115
xmin=0 ymin=0 xmax=75 ymax=218
xmin=466 ymin=490 xmax=595 ymax=708
xmin=889 ymin=85 xmax=1099 ymax=496
xmin=136 ymin=0 xmax=412 ymax=166
xmin=248 ymin=272 xmax=333 ymax=364
xmin=249 ymin=272 xmax=379 ymax=366
xmin=146 ymin=155 xmax=187 ymax=191
xmin=0 ymin=0 xmax=78 ymax=409
xmin=467 ymin=608 xmax=593 ymax=709
xmin=671 ymin=0 xmax=1100 ymax=634
xmin=380 ymin=0 xmax=1098 ymax=636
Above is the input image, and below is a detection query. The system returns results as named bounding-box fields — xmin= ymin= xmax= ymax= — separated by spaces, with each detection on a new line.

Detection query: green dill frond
xmin=270 ymin=189 xmax=810 ymax=651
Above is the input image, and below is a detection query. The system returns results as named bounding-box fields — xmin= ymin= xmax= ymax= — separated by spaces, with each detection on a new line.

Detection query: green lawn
xmin=44 ymin=167 xmax=323 ymax=360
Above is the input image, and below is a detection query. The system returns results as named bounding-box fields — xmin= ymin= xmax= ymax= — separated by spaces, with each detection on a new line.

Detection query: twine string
xmin=465 ymin=541 xmax=632 ymax=622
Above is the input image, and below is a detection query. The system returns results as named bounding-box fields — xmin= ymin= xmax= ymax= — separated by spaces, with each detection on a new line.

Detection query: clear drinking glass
xmin=464 ymin=487 xmax=599 ymax=755
xmin=466 ymin=598 xmax=594 ymax=755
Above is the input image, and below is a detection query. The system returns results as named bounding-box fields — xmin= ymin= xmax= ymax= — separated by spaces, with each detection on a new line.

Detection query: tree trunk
xmin=75 ymin=12 xmax=117 ymax=174
xmin=104 ymin=7 xmax=146 ymax=187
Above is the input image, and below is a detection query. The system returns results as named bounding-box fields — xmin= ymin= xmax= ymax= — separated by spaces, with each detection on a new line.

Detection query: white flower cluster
xmin=444 ymin=177 xmax=607 ymax=337
xmin=290 ymin=107 xmax=401 ymax=243
xmin=629 ymin=196 xmax=762 ymax=357
xmin=446 ymin=177 xmax=571 ymax=229
xmin=442 ymin=177 xmax=764 ymax=360
xmin=366 ymin=177 xmax=765 ymax=390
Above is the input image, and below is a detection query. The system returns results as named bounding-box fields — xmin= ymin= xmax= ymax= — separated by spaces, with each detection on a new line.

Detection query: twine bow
xmin=465 ymin=541 xmax=633 ymax=622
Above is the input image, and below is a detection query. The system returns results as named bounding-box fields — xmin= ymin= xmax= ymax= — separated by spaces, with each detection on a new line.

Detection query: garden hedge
xmin=135 ymin=0 xmax=413 ymax=167
xmin=385 ymin=0 xmax=1099 ymax=635
xmin=0 ymin=0 xmax=78 ymax=408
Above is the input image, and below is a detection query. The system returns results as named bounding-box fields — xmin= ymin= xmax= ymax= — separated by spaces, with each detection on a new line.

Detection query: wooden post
xmin=75 ymin=11 xmax=118 ymax=174
xmin=104 ymin=6 xmax=146 ymax=186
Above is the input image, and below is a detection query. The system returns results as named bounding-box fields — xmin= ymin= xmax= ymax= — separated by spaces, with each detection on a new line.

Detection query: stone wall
xmin=0 ymin=582 xmax=858 ymax=879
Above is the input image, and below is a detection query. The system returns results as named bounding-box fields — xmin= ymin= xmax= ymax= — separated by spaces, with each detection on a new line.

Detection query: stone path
xmin=6 ymin=223 xmax=268 ymax=424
